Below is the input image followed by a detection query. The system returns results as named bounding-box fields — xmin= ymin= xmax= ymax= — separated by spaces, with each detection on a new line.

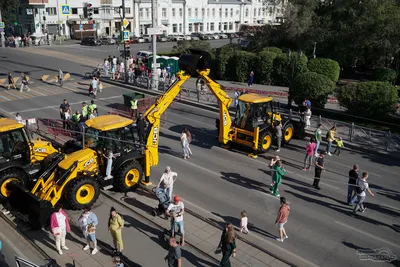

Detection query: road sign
xmin=60 ymin=5 xmax=71 ymax=15
xmin=93 ymin=23 xmax=96 ymax=29
xmin=79 ymin=24 xmax=83 ymax=31
xmin=122 ymin=19 xmax=129 ymax=28
xmin=123 ymin=30 xmax=130 ymax=41
xmin=147 ymin=27 xmax=164 ymax=35
xmin=152 ymin=63 xmax=161 ymax=68
xmin=0 ymin=22 xmax=5 ymax=28
xmin=0 ymin=29 xmax=4 ymax=33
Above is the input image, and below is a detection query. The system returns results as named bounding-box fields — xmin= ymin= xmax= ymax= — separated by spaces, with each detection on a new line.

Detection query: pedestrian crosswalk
xmin=0 ymin=81 xmax=112 ymax=102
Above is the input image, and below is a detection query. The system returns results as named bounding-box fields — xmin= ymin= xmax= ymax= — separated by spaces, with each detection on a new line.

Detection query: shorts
xmin=85 ymin=232 xmax=96 ymax=242
xmin=171 ymin=220 xmax=185 ymax=235
xmin=278 ymin=221 xmax=287 ymax=230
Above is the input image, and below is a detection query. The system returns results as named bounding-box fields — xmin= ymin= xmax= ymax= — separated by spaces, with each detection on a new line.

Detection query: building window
xmin=189 ymin=23 xmax=193 ymax=32
xmin=146 ymin=8 xmax=150 ymax=17
xmin=254 ymin=8 xmax=256 ymax=16
xmin=245 ymin=8 xmax=249 ymax=17
xmin=172 ymin=8 xmax=176 ymax=17
xmin=269 ymin=7 xmax=273 ymax=13
xmin=229 ymin=22 xmax=233 ymax=30
xmin=207 ymin=8 xmax=209 ymax=17
xmin=218 ymin=22 xmax=221 ymax=31
xmin=200 ymin=23 xmax=203 ymax=31
xmin=224 ymin=22 xmax=227 ymax=30
xmin=210 ymin=22 xmax=214 ymax=31
xmin=179 ymin=23 xmax=182 ymax=32
xmin=219 ymin=8 xmax=222 ymax=17
xmin=188 ymin=8 xmax=191 ymax=17
xmin=125 ymin=7 xmax=130 ymax=14
xmin=94 ymin=8 xmax=99 ymax=14
xmin=225 ymin=8 xmax=228 ymax=17
xmin=179 ymin=8 xmax=183 ymax=17
xmin=140 ymin=8 xmax=143 ymax=18
xmin=206 ymin=23 xmax=209 ymax=31
xmin=212 ymin=8 xmax=215 ymax=17
xmin=202 ymin=8 xmax=205 ymax=18
xmin=172 ymin=23 xmax=177 ymax=33
xmin=230 ymin=8 xmax=233 ymax=17
xmin=258 ymin=8 xmax=261 ymax=16
xmin=162 ymin=8 xmax=167 ymax=18
xmin=72 ymin=8 xmax=78 ymax=14
xmin=195 ymin=8 xmax=198 ymax=17
xmin=45 ymin=7 xmax=57 ymax=15
xmin=277 ymin=8 xmax=280 ymax=13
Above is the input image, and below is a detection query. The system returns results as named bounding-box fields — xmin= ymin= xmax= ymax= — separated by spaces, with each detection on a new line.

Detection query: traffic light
xmin=120 ymin=49 xmax=130 ymax=58
xmin=87 ymin=3 xmax=93 ymax=20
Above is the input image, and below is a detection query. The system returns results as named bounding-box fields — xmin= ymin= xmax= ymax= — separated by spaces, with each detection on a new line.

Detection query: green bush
xmin=255 ymin=51 xmax=279 ymax=85
xmin=214 ymin=45 xmax=236 ymax=80
xmin=371 ymin=68 xmax=397 ymax=84
xmin=226 ymin=51 xmax=258 ymax=83
xmin=290 ymin=72 xmax=335 ymax=109
xmin=335 ymin=81 xmax=398 ymax=117
xmin=261 ymin=47 xmax=283 ymax=55
xmin=307 ymin=58 xmax=340 ymax=82
xmin=272 ymin=52 xmax=308 ymax=86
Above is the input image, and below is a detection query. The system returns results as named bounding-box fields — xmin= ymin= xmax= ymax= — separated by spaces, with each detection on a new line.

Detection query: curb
xmin=139 ymin=187 xmax=296 ymax=267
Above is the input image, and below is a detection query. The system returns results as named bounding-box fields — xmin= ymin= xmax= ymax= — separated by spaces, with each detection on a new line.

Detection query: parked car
xmin=191 ymin=33 xmax=202 ymax=40
xmin=136 ymin=51 xmax=152 ymax=60
xmin=218 ymin=33 xmax=228 ymax=39
xmin=191 ymin=36 xmax=200 ymax=40
xmin=100 ymin=37 xmax=116 ymax=45
xmin=157 ymin=35 xmax=168 ymax=42
xmin=142 ymin=35 xmax=152 ymax=42
xmin=170 ymin=35 xmax=185 ymax=41
xmin=81 ymin=37 xmax=101 ymax=46
xmin=184 ymin=35 xmax=192 ymax=40
xmin=204 ymin=34 xmax=213 ymax=40
xmin=211 ymin=34 xmax=220 ymax=40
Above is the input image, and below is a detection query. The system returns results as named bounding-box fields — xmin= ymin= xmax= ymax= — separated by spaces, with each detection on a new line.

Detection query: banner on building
xmin=100 ymin=0 xmax=113 ymax=4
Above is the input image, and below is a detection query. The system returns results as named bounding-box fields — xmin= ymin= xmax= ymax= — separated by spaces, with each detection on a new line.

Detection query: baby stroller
xmin=151 ymin=187 xmax=170 ymax=218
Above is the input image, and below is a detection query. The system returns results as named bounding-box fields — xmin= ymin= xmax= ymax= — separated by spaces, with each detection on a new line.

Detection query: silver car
xmin=219 ymin=33 xmax=228 ymax=39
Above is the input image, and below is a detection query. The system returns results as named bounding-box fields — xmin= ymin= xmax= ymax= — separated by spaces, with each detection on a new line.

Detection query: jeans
xmin=276 ymin=136 xmax=282 ymax=150
xmin=182 ymin=143 xmax=189 ymax=157
xmin=304 ymin=154 xmax=313 ymax=169
xmin=347 ymin=185 xmax=355 ymax=204
xmin=315 ymin=141 xmax=320 ymax=154
xmin=353 ymin=195 xmax=365 ymax=213
xmin=326 ymin=141 xmax=332 ymax=153
xmin=334 ymin=147 xmax=341 ymax=155
xmin=350 ymin=193 xmax=358 ymax=204
xmin=171 ymin=220 xmax=185 ymax=235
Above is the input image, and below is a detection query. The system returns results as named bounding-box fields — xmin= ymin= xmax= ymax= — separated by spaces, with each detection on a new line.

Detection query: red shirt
xmin=276 ymin=204 xmax=290 ymax=224
xmin=306 ymin=142 xmax=316 ymax=156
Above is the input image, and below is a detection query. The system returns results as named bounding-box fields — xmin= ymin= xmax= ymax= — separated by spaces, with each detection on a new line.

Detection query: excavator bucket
xmin=178 ymin=50 xmax=212 ymax=74
xmin=7 ymin=182 xmax=53 ymax=229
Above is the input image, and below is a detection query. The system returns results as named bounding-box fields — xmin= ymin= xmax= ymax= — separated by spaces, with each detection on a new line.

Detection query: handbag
xmin=87 ymin=223 xmax=95 ymax=234
xmin=52 ymin=227 xmax=61 ymax=235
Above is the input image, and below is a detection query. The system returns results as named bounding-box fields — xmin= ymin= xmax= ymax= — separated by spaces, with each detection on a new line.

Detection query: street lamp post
xmin=151 ymin=0 xmax=158 ymax=90
xmin=121 ymin=0 xmax=128 ymax=82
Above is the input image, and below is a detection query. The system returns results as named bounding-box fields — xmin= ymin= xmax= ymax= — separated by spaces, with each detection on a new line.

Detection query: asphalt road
xmin=1 ymin=48 xmax=400 ymax=267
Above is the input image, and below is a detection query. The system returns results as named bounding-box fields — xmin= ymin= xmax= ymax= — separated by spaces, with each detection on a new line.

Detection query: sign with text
xmin=100 ymin=0 xmax=113 ymax=4
xmin=147 ymin=27 xmax=163 ymax=35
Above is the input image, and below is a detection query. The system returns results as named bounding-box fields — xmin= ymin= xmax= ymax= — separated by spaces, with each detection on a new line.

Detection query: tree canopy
xmin=0 ymin=0 xmax=20 ymax=26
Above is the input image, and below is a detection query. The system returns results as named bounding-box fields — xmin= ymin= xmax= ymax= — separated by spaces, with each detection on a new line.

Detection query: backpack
xmin=355 ymin=179 xmax=366 ymax=194
xmin=325 ymin=131 xmax=330 ymax=141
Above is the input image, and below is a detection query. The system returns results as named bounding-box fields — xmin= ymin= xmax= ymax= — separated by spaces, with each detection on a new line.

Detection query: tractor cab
xmin=0 ymin=119 xmax=30 ymax=164
xmin=235 ymin=94 xmax=282 ymax=131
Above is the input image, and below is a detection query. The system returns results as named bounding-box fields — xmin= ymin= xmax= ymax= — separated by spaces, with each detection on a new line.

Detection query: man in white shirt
xmin=166 ymin=195 xmax=185 ymax=246
xmin=353 ymin=172 xmax=374 ymax=215
xmin=157 ymin=166 xmax=177 ymax=201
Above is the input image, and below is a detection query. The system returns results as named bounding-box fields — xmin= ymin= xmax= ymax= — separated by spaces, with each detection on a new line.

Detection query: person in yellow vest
xmin=130 ymin=98 xmax=138 ymax=119
xmin=82 ymin=102 xmax=89 ymax=119
xmin=334 ymin=137 xmax=344 ymax=156
xmin=71 ymin=111 xmax=81 ymax=133
xmin=88 ymin=100 xmax=97 ymax=115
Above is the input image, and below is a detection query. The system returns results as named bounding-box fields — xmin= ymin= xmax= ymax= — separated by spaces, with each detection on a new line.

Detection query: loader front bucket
xmin=7 ymin=181 xmax=53 ymax=229
xmin=178 ymin=50 xmax=212 ymax=74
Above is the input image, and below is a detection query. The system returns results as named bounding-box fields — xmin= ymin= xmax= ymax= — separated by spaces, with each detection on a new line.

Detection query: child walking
xmin=334 ymin=137 xmax=344 ymax=156
xmin=240 ymin=210 xmax=249 ymax=234
xmin=113 ymin=256 xmax=124 ymax=267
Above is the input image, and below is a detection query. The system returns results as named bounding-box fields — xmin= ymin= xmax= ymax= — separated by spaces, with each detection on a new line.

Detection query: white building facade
xmin=17 ymin=0 xmax=285 ymax=38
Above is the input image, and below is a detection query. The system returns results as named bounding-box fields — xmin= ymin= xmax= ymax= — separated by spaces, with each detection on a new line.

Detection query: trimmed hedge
xmin=290 ymin=72 xmax=335 ymax=109
xmin=335 ymin=81 xmax=398 ymax=117
xmin=255 ymin=51 xmax=279 ymax=85
xmin=272 ymin=52 xmax=308 ymax=86
xmin=261 ymin=47 xmax=283 ymax=55
xmin=226 ymin=51 xmax=258 ymax=83
xmin=307 ymin=58 xmax=340 ymax=82
xmin=214 ymin=45 xmax=237 ymax=80
xmin=371 ymin=68 xmax=397 ymax=84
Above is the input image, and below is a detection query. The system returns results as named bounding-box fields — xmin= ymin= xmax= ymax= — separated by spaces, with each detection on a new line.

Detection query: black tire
xmin=65 ymin=177 xmax=100 ymax=210
xmin=0 ymin=169 xmax=27 ymax=201
xmin=282 ymin=121 xmax=295 ymax=145
xmin=113 ymin=161 xmax=143 ymax=192
xmin=258 ymin=130 xmax=273 ymax=153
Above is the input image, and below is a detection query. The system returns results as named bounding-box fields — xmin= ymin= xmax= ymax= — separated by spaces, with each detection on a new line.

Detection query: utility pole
xmin=122 ymin=0 xmax=128 ymax=82
xmin=151 ymin=0 xmax=158 ymax=90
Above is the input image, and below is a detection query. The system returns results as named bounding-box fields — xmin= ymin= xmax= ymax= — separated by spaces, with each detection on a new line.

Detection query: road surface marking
xmin=335 ymin=221 xmax=400 ymax=249
xmin=2 ymin=90 xmax=21 ymax=100
xmin=0 ymin=95 xmax=11 ymax=101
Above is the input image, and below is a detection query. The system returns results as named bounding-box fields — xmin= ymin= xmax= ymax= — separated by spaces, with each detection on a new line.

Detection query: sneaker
xmin=314 ymin=153 xmax=319 ymax=157
xmin=83 ymin=245 xmax=90 ymax=251
xmin=61 ymin=246 xmax=69 ymax=250
xmin=91 ymin=248 xmax=98 ymax=255
xmin=327 ymin=152 xmax=332 ymax=156
xmin=284 ymin=235 xmax=288 ymax=239
xmin=276 ymin=149 xmax=280 ymax=152
xmin=361 ymin=208 xmax=367 ymax=213
xmin=316 ymin=186 xmax=321 ymax=190
xmin=58 ymin=250 xmax=63 ymax=255
xmin=275 ymin=194 xmax=280 ymax=197
xmin=302 ymin=168 xmax=307 ymax=171
xmin=276 ymin=238 xmax=283 ymax=242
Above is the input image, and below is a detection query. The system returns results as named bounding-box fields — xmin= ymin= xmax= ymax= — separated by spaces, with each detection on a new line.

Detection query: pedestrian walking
xmin=314 ymin=124 xmax=323 ymax=156
xmin=240 ymin=210 xmax=249 ymax=234
xmin=353 ymin=172 xmax=374 ymax=215
xmin=19 ymin=73 xmax=31 ymax=92
xmin=88 ymin=100 xmax=97 ymax=115
xmin=326 ymin=126 xmax=337 ymax=156
xmin=184 ymin=128 xmax=193 ymax=155
xmin=166 ymin=196 xmax=185 ymax=246
xmin=81 ymin=102 xmax=89 ymax=120
xmin=157 ymin=166 xmax=178 ymax=201
xmin=50 ymin=204 xmax=71 ymax=255
xmin=180 ymin=128 xmax=190 ymax=159
xmin=104 ymin=58 xmax=109 ymax=77
xmin=164 ymin=237 xmax=182 ymax=267
xmin=304 ymin=106 xmax=312 ymax=129
xmin=313 ymin=152 xmax=325 ymax=190
xmin=91 ymin=77 xmax=98 ymax=98
xmin=7 ymin=72 xmax=16 ymax=90
xmin=248 ymin=71 xmax=254 ymax=87
xmin=220 ymin=223 xmax=236 ymax=267
xmin=303 ymin=138 xmax=316 ymax=171
xmin=271 ymin=160 xmax=285 ymax=197
xmin=333 ymin=137 xmax=344 ymax=156
xmin=59 ymin=99 xmax=72 ymax=129
xmin=348 ymin=165 xmax=359 ymax=205
xmin=268 ymin=155 xmax=280 ymax=187
xmin=111 ymin=64 xmax=116 ymax=80
xmin=108 ymin=207 xmax=124 ymax=255
xmin=58 ymin=69 xmax=64 ymax=86
xmin=275 ymin=197 xmax=290 ymax=242
xmin=15 ymin=113 xmax=23 ymax=124
xmin=234 ymin=90 xmax=240 ymax=108
xmin=113 ymin=256 xmax=124 ymax=267
xmin=136 ymin=113 xmax=146 ymax=144
xmin=130 ymin=97 xmax=138 ymax=119
xmin=78 ymin=207 xmax=99 ymax=255
xmin=274 ymin=120 xmax=282 ymax=152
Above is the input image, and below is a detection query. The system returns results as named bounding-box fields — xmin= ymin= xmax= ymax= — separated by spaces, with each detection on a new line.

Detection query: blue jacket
xmin=78 ymin=211 xmax=98 ymax=232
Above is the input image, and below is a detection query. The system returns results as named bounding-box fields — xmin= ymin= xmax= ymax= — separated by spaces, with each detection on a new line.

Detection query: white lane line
xmin=0 ymin=95 xmax=11 ymax=101
xmin=9 ymin=95 xmax=122 ymax=114
xmin=335 ymin=221 xmax=400 ymax=249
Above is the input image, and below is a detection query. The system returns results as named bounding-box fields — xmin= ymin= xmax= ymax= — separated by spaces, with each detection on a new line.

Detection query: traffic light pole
xmin=122 ymin=0 xmax=128 ymax=82
xmin=151 ymin=0 xmax=158 ymax=90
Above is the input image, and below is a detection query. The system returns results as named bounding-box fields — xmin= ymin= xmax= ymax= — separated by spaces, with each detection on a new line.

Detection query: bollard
xmin=350 ymin=122 xmax=354 ymax=142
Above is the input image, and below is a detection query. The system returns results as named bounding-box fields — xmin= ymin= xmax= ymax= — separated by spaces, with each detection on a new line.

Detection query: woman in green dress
xmin=108 ymin=207 xmax=124 ymax=254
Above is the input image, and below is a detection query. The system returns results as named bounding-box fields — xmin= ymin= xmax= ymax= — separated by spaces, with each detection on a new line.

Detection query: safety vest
xmin=82 ymin=106 xmax=88 ymax=117
xmin=72 ymin=113 xmax=81 ymax=123
xmin=88 ymin=104 xmax=97 ymax=113
xmin=130 ymin=99 xmax=138 ymax=110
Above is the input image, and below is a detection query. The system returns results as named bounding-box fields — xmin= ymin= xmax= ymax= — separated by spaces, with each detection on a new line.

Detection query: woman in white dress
xmin=304 ymin=106 xmax=312 ymax=129
xmin=180 ymin=129 xmax=190 ymax=159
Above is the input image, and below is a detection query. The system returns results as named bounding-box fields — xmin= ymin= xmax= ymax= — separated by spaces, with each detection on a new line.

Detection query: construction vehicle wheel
xmin=283 ymin=122 xmax=294 ymax=144
xmin=258 ymin=130 xmax=273 ymax=153
xmin=0 ymin=170 xmax=27 ymax=200
xmin=114 ymin=161 xmax=143 ymax=192
xmin=66 ymin=177 xmax=100 ymax=209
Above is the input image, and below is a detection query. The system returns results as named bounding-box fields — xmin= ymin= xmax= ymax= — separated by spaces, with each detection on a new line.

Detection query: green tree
xmin=172 ymin=40 xmax=213 ymax=55
xmin=371 ymin=68 xmax=397 ymax=84
xmin=0 ymin=0 xmax=19 ymax=26
xmin=272 ymin=52 xmax=308 ymax=86
xmin=261 ymin=47 xmax=283 ymax=55
xmin=255 ymin=51 xmax=279 ymax=85
xmin=290 ymin=72 xmax=335 ymax=108
xmin=225 ymin=51 xmax=258 ymax=82
xmin=335 ymin=82 xmax=398 ymax=117
xmin=214 ymin=44 xmax=236 ymax=80
xmin=307 ymin=58 xmax=340 ymax=82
